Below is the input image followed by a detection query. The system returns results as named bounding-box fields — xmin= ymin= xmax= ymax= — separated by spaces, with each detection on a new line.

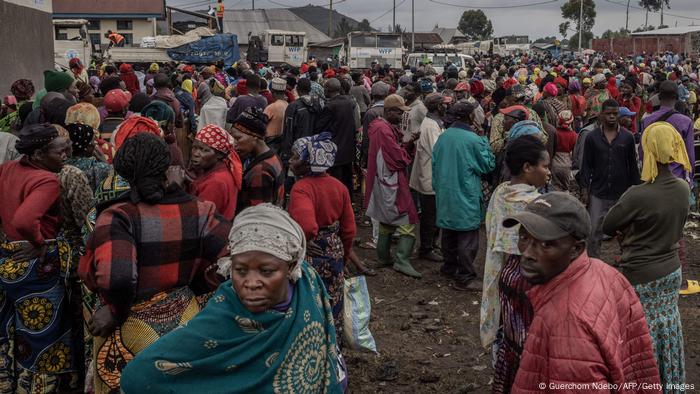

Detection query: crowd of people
xmin=0 ymin=49 xmax=697 ymax=393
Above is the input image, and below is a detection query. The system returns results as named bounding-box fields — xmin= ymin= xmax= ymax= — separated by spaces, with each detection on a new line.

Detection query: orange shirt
xmin=109 ymin=33 xmax=125 ymax=44
xmin=216 ymin=3 xmax=225 ymax=17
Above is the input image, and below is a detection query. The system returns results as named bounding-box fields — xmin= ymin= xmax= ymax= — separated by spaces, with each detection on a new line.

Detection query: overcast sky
xmin=171 ymin=0 xmax=700 ymax=39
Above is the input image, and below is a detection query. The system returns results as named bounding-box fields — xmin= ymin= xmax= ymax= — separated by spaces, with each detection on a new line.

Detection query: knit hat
xmin=233 ymin=107 xmax=269 ymax=139
xmin=103 ymin=89 xmax=132 ymax=113
xmin=44 ymin=70 xmax=74 ymax=92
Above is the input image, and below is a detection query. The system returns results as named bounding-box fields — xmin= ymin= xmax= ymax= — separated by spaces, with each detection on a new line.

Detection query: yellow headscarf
xmin=181 ymin=79 xmax=193 ymax=94
xmin=149 ymin=63 xmax=159 ymax=73
xmin=641 ymin=121 xmax=692 ymax=183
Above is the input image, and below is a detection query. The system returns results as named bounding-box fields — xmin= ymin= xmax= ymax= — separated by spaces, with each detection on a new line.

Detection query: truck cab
xmin=259 ymin=30 xmax=307 ymax=67
xmin=405 ymin=50 xmax=475 ymax=74
xmin=53 ymin=19 xmax=94 ymax=69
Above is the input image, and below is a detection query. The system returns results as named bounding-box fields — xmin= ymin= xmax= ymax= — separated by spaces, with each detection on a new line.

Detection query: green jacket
xmin=432 ymin=122 xmax=495 ymax=231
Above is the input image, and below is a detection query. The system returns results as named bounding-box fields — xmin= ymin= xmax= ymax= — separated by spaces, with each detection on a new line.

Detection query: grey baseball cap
xmin=503 ymin=192 xmax=591 ymax=241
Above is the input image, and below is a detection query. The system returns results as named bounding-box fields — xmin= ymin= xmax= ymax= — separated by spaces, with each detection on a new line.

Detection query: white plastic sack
xmin=342 ymin=276 xmax=377 ymax=353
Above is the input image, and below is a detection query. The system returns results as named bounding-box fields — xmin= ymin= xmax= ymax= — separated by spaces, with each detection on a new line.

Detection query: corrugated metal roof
xmin=53 ymin=0 xmax=165 ymax=17
xmin=288 ymin=5 xmax=368 ymax=37
xmin=431 ymin=27 xmax=458 ymax=44
xmin=631 ymin=26 xmax=700 ymax=36
xmin=223 ymin=8 xmax=330 ymax=45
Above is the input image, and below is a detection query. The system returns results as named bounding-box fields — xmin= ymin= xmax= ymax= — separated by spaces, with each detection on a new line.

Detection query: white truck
xmin=247 ymin=30 xmax=308 ymax=67
xmin=405 ymin=50 xmax=475 ymax=74
xmin=53 ymin=19 xmax=94 ymax=69
xmin=345 ymin=32 xmax=403 ymax=69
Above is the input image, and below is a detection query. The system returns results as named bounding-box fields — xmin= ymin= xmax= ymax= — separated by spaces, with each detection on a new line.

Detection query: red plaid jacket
xmin=79 ymin=188 xmax=231 ymax=322
xmin=237 ymin=150 xmax=285 ymax=213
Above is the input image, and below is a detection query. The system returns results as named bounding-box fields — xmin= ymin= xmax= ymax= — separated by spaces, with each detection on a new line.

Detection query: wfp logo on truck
xmin=378 ymin=48 xmax=394 ymax=55
xmin=288 ymin=47 xmax=301 ymax=52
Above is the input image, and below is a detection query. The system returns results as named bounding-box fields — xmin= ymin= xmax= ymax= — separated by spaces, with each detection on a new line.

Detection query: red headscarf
xmin=554 ymin=76 xmax=568 ymax=89
xmin=607 ymin=77 xmax=620 ymax=100
xmin=236 ymin=79 xmax=248 ymax=96
xmin=195 ymin=124 xmax=243 ymax=190
xmin=119 ymin=63 xmax=140 ymax=96
xmin=113 ymin=115 xmax=162 ymax=149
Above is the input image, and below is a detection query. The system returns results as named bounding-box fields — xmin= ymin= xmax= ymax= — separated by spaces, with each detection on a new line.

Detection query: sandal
xmin=680 ymin=280 xmax=700 ymax=295
xmin=358 ymin=240 xmax=376 ymax=250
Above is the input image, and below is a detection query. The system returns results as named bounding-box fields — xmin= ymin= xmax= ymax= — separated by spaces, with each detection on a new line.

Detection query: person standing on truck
xmin=216 ymin=0 xmax=225 ymax=34
xmin=106 ymin=30 xmax=125 ymax=48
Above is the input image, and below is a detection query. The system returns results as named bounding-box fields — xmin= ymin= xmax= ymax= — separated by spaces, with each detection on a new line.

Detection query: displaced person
xmin=288 ymin=133 xmax=356 ymax=339
xmin=79 ymin=134 xmax=231 ymax=394
xmin=504 ymin=192 xmax=661 ymax=392
xmin=432 ymin=102 xmax=495 ymax=290
xmin=603 ymin=122 xmax=691 ymax=389
xmin=120 ymin=204 xmax=346 ymax=393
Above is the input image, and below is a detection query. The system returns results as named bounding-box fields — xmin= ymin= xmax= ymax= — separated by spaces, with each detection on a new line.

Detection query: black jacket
xmin=315 ymin=94 xmax=358 ymax=166
xmin=280 ymin=95 xmax=322 ymax=165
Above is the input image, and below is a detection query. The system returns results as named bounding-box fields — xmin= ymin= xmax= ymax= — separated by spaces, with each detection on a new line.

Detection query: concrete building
xmin=592 ymin=26 xmax=700 ymax=56
xmin=2 ymin=0 xmax=54 ymax=90
xmin=53 ymin=0 xmax=165 ymax=47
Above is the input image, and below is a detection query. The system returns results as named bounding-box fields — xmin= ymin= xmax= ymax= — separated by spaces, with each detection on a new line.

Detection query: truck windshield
xmin=351 ymin=35 xmax=377 ymax=48
xmin=377 ymin=35 xmax=401 ymax=47
xmin=271 ymin=35 xmax=284 ymax=46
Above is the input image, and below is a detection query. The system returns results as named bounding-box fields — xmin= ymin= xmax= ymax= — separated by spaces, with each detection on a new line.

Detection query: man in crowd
xmin=263 ymin=77 xmax=288 ymax=154
xmin=504 ymin=192 xmax=661 ymax=392
xmin=227 ymin=73 xmax=267 ymax=123
xmin=432 ymin=102 xmax=495 ymax=290
xmin=578 ymin=99 xmax=640 ymax=258
xmin=316 ymin=78 xmax=358 ymax=193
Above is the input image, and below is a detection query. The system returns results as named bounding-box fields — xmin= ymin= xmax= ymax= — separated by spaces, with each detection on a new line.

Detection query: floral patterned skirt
xmin=306 ymin=222 xmax=345 ymax=343
xmin=90 ymin=286 xmax=201 ymax=394
xmin=634 ymin=268 xmax=685 ymax=393
xmin=0 ymin=239 xmax=79 ymax=393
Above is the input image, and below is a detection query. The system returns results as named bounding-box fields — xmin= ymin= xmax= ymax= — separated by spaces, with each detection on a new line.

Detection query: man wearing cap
xmin=405 ymin=83 xmax=429 ymax=142
xmin=503 ymin=192 xmax=661 ymax=392
xmin=617 ymin=106 xmax=637 ymax=131
xmin=641 ymin=79 xmax=695 ymax=185
xmin=365 ymin=94 xmax=422 ymax=278
xmin=316 ymin=78 xmax=358 ymax=194
xmin=432 ymin=102 xmax=495 ymax=291
xmin=409 ymin=93 xmax=448 ymax=262
xmin=263 ymin=77 xmax=289 ymax=154
xmin=100 ymin=89 xmax=132 ymax=142
xmin=44 ymin=69 xmax=78 ymax=104
xmin=454 ymin=81 xmax=486 ymax=129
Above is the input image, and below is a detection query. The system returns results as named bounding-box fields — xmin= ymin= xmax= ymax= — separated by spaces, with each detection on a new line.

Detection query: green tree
xmin=639 ymin=0 xmax=670 ymax=12
xmin=600 ymin=28 xmax=630 ymax=39
xmin=559 ymin=22 xmax=571 ymax=38
xmin=561 ymin=0 xmax=596 ymax=48
xmin=457 ymin=10 xmax=494 ymax=40
xmin=393 ymin=24 xmax=406 ymax=34
xmin=334 ymin=17 xmax=353 ymax=38
xmin=357 ymin=18 xmax=372 ymax=32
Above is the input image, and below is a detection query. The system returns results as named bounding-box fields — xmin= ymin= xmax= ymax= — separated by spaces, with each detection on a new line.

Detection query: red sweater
xmin=618 ymin=96 xmax=642 ymax=133
xmin=0 ymin=159 xmax=60 ymax=245
xmin=288 ymin=174 xmax=356 ymax=259
xmin=513 ymin=253 xmax=660 ymax=393
xmin=555 ymin=128 xmax=578 ymax=153
xmin=189 ymin=162 xmax=239 ymax=221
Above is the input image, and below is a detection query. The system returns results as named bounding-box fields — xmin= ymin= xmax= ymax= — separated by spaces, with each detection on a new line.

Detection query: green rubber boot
xmin=392 ymin=235 xmax=422 ymax=278
xmin=375 ymin=232 xmax=393 ymax=268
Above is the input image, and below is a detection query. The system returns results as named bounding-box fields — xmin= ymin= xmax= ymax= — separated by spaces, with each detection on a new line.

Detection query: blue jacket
xmin=432 ymin=122 xmax=495 ymax=231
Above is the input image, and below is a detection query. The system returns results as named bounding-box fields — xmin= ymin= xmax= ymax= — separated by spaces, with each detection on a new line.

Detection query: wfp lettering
xmin=378 ymin=48 xmax=393 ymax=54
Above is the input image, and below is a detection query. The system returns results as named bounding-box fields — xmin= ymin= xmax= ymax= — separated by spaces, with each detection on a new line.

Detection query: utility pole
xmin=578 ymin=0 xmax=583 ymax=52
xmin=661 ymin=6 xmax=664 ymax=26
xmin=252 ymin=0 xmax=255 ymax=10
xmin=625 ymin=0 xmax=631 ymax=31
xmin=329 ymin=0 xmax=333 ymax=37
xmin=411 ymin=0 xmax=415 ymax=51
xmin=393 ymin=0 xmax=396 ymax=33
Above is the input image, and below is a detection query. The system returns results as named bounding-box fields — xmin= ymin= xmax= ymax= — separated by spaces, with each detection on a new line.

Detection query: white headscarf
xmin=218 ymin=204 xmax=306 ymax=282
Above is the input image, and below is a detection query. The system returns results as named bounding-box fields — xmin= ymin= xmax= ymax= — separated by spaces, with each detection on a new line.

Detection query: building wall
xmin=86 ymin=18 xmax=156 ymax=46
xmin=592 ymin=35 xmax=690 ymax=56
xmin=1 ymin=0 xmax=54 ymax=92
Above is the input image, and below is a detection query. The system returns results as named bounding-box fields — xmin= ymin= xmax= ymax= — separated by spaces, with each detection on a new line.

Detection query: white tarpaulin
xmin=141 ymin=27 xmax=217 ymax=49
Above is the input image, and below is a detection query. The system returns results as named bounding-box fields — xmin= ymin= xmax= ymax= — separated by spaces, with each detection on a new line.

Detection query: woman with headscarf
xmin=120 ymin=203 xmax=346 ymax=394
xmin=141 ymin=100 xmax=185 ymax=167
xmin=188 ymin=124 xmax=243 ymax=221
xmin=66 ymin=102 xmax=116 ymax=164
xmin=287 ymin=132 xmax=356 ymax=339
xmin=197 ymin=77 xmax=228 ymax=131
xmin=65 ymin=122 xmax=111 ymax=192
xmin=602 ymin=122 xmax=691 ymax=390
xmin=0 ymin=79 xmax=35 ymax=133
xmin=174 ymin=75 xmax=197 ymax=133
xmin=540 ymin=82 xmax=567 ymax=128
xmin=0 ymin=123 xmax=82 ymax=392
xmin=78 ymin=133 xmax=231 ymax=394
xmin=551 ymin=110 xmax=578 ymax=192
xmin=231 ymin=107 xmax=285 ymax=211
xmin=481 ymin=136 xmax=549 ymax=394
xmin=568 ymin=79 xmax=587 ymax=132
xmin=119 ymin=63 xmax=140 ymax=96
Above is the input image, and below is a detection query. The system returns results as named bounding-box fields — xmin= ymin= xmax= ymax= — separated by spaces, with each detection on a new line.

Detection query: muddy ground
xmin=344 ymin=215 xmax=700 ymax=393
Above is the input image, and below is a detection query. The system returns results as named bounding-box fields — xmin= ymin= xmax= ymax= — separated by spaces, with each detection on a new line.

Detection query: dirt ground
xmin=344 ymin=214 xmax=700 ymax=393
